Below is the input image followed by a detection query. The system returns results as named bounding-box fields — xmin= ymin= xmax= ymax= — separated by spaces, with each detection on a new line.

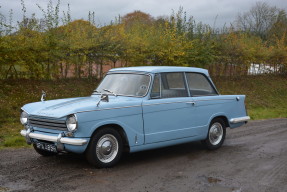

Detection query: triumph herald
xmin=20 ymin=66 xmax=250 ymax=168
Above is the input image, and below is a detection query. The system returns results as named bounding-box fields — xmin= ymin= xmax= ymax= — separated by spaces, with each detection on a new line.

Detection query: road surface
xmin=0 ymin=118 xmax=286 ymax=192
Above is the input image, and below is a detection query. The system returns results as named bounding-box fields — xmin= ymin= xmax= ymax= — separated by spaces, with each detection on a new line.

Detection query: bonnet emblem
xmin=41 ymin=90 xmax=46 ymax=102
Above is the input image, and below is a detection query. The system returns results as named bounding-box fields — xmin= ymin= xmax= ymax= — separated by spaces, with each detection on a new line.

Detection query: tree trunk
xmin=47 ymin=60 xmax=50 ymax=79
xmin=99 ymin=58 xmax=103 ymax=79
xmin=60 ymin=62 xmax=64 ymax=78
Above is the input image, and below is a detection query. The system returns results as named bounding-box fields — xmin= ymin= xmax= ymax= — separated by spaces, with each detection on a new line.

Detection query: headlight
xmin=20 ymin=111 xmax=28 ymax=125
xmin=66 ymin=114 xmax=77 ymax=132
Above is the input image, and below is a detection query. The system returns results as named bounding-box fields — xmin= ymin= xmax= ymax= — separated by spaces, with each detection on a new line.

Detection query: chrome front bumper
xmin=20 ymin=129 xmax=88 ymax=149
xmin=230 ymin=116 xmax=250 ymax=124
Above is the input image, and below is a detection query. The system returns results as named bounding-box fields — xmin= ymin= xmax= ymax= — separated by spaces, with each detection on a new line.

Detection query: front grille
xmin=29 ymin=116 xmax=67 ymax=131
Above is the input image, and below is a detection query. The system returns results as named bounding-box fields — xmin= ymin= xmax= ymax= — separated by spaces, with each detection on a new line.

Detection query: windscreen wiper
xmin=92 ymin=90 xmax=101 ymax=95
xmin=103 ymin=89 xmax=117 ymax=97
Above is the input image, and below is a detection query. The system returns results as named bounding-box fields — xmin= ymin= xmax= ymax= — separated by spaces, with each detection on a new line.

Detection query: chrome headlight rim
xmin=66 ymin=114 xmax=78 ymax=132
xmin=20 ymin=111 xmax=29 ymax=125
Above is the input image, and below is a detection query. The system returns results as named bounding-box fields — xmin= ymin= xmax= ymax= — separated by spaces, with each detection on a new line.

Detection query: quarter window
xmin=186 ymin=73 xmax=217 ymax=96
xmin=150 ymin=74 xmax=161 ymax=99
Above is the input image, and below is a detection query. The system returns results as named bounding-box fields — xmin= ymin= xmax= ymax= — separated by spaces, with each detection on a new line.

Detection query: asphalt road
xmin=0 ymin=118 xmax=287 ymax=192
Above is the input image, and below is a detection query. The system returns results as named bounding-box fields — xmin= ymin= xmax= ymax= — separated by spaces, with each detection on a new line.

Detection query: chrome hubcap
xmin=209 ymin=122 xmax=223 ymax=145
xmin=101 ymin=140 xmax=112 ymax=155
xmin=96 ymin=134 xmax=118 ymax=163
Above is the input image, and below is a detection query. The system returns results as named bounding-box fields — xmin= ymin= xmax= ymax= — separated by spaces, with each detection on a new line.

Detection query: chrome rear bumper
xmin=230 ymin=116 xmax=250 ymax=124
xmin=20 ymin=129 xmax=88 ymax=146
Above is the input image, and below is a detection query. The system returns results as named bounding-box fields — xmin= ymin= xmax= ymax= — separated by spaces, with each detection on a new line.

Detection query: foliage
xmin=0 ymin=1 xmax=286 ymax=79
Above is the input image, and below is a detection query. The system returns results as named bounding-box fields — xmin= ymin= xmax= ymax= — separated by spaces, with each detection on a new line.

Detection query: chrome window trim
xmin=159 ymin=73 xmax=162 ymax=98
xmin=149 ymin=73 xmax=162 ymax=99
xmin=183 ymin=72 xmax=191 ymax=97
xmin=92 ymin=72 xmax=152 ymax=98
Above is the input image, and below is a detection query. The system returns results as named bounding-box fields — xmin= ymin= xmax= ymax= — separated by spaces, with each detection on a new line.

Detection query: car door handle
xmin=186 ymin=101 xmax=195 ymax=105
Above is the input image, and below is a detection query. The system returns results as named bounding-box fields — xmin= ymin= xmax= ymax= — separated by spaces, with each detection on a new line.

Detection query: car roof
xmin=109 ymin=66 xmax=209 ymax=76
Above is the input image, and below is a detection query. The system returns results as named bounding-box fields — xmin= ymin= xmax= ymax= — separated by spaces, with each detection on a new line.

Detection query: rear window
xmin=186 ymin=73 xmax=217 ymax=96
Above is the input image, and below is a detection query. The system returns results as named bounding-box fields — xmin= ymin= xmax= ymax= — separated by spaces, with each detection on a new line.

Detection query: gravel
xmin=0 ymin=118 xmax=287 ymax=192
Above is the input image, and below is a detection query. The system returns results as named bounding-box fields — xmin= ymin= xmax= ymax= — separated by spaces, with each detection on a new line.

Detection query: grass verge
xmin=214 ymin=75 xmax=287 ymax=120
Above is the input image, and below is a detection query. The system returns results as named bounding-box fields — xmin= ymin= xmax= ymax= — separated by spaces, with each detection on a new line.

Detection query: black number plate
xmin=35 ymin=142 xmax=57 ymax=153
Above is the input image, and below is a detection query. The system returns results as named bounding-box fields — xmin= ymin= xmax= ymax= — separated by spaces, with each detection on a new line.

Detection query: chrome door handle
xmin=186 ymin=101 xmax=195 ymax=105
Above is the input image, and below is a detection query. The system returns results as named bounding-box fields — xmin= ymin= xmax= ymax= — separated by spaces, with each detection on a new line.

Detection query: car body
xmin=20 ymin=66 xmax=250 ymax=167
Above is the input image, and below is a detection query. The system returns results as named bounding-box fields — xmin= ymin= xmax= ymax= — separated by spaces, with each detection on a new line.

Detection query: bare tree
xmin=235 ymin=2 xmax=280 ymax=39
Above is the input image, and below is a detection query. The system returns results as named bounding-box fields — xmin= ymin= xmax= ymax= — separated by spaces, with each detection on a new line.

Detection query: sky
xmin=0 ymin=0 xmax=287 ymax=28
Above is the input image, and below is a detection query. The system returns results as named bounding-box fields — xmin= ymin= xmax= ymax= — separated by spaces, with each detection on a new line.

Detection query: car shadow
xmin=121 ymin=141 xmax=205 ymax=165
xmin=43 ymin=141 xmax=208 ymax=169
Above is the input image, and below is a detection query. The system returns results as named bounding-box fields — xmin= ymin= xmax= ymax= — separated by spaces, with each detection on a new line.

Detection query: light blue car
xmin=20 ymin=66 xmax=250 ymax=168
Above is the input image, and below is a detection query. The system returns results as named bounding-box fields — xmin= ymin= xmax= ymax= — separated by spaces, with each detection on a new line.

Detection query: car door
xmin=142 ymin=72 xmax=197 ymax=144
xmin=185 ymin=72 xmax=221 ymax=128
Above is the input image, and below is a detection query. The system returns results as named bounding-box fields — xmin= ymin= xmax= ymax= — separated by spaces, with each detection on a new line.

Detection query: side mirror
xmin=101 ymin=94 xmax=109 ymax=102
xmin=97 ymin=94 xmax=109 ymax=107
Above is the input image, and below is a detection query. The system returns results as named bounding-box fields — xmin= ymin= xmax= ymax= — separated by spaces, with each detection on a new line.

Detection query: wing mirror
xmin=97 ymin=94 xmax=109 ymax=107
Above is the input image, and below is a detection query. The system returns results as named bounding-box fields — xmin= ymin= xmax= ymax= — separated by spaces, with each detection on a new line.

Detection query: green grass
xmin=0 ymin=75 xmax=286 ymax=148
xmin=0 ymin=78 xmax=97 ymax=149
xmin=213 ymin=75 xmax=287 ymax=120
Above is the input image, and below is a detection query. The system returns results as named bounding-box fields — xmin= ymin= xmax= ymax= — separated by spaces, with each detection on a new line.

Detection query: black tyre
xmin=33 ymin=144 xmax=58 ymax=156
xmin=202 ymin=118 xmax=226 ymax=150
xmin=86 ymin=128 xmax=123 ymax=168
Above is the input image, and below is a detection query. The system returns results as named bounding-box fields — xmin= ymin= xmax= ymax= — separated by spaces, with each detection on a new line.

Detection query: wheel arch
xmin=210 ymin=115 xmax=230 ymax=128
xmin=91 ymin=123 xmax=130 ymax=152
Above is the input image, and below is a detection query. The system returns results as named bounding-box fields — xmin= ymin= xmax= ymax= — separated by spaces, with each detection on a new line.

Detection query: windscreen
xmin=95 ymin=73 xmax=150 ymax=97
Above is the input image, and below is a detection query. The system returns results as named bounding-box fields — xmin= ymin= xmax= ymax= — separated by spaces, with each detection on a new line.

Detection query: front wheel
xmin=86 ymin=128 xmax=123 ymax=168
xmin=202 ymin=118 xmax=226 ymax=150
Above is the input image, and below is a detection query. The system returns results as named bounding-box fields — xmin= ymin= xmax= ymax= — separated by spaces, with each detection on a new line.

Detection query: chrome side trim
xmin=230 ymin=116 xmax=250 ymax=124
xmin=77 ymin=105 xmax=142 ymax=114
xmin=73 ymin=98 xmax=236 ymax=114
xmin=143 ymin=98 xmax=234 ymax=107
xmin=194 ymin=98 xmax=235 ymax=102
xmin=20 ymin=129 xmax=88 ymax=146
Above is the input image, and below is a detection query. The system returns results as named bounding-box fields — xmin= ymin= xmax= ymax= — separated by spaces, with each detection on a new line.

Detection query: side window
xmin=161 ymin=72 xmax=188 ymax=98
xmin=186 ymin=73 xmax=217 ymax=96
xmin=150 ymin=73 xmax=161 ymax=99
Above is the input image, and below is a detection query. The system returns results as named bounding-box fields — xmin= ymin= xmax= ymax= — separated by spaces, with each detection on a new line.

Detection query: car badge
xmin=41 ymin=90 xmax=46 ymax=102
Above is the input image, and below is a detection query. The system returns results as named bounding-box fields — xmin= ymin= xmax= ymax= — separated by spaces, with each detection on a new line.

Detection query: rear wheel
xmin=202 ymin=118 xmax=226 ymax=150
xmin=86 ymin=128 xmax=123 ymax=168
xmin=33 ymin=144 xmax=57 ymax=156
